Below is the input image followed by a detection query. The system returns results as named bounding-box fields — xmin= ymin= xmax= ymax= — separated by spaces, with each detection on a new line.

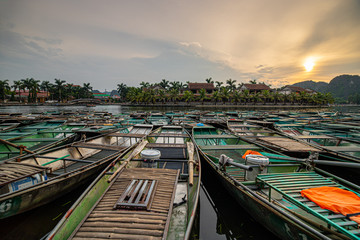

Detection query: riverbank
xmin=0 ymin=102 xmax=338 ymax=108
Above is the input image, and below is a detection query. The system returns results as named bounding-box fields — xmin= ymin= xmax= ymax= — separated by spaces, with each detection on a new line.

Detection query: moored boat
xmin=0 ymin=124 xmax=153 ymax=219
xmin=194 ymin=125 xmax=360 ymax=240
xmin=46 ymin=125 xmax=201 ymax=240
xmin=0 ymin=123 xmax=86 ymax=160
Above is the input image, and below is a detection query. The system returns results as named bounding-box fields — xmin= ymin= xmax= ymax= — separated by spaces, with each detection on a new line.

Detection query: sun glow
xmin=304 ymin=57 xmax=315 ymax=72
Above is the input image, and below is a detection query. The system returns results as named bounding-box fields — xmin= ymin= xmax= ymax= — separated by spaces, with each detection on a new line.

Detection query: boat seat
xmin=256 ymin=172 xmax=360 ymax=239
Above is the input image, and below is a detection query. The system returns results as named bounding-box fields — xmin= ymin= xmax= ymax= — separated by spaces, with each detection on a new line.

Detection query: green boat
xmin=0 ymin=123 xmax=86 ymax=160
xmin=194 ymin=125 xmax=360 ymax=240
xmin=0 ymin=120 xmax=67 ymax=141
xmin=0 ymin=124 xmax=153 ymax=219
xmin=46 ymin=125 xmax=201 ymax=240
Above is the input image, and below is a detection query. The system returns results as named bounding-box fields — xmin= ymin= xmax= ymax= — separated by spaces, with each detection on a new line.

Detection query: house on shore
xmin=186 ymin=83 xmax=215 ymax=94
xmin=13 ymin=90 xmax=50 ymax=103
xmin=239 ymin=84 xmax=271 ymax=93
xmin=279 ymin=85 xmax=316 ymax=95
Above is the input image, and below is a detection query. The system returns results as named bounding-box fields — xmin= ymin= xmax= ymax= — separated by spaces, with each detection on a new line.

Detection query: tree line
xmin=0 ymin=78 xmax=93 ymax=102
xmin=0 ymin=77 xmax=334 ymax=105
xmin=117 ymin=78 xmax=334 ymax=105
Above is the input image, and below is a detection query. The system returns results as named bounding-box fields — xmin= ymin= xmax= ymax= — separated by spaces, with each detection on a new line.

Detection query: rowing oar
xmin=107 ymin=140 xmax=148 ymax=183
xmin=187 ymin=142 xmax=195 ymax=186
xmin=267 ymin=155 xmax=360 ymax=169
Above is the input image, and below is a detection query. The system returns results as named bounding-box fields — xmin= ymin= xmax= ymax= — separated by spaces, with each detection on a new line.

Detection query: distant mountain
xmin=292 ymin=80 xmax=328 ymax=92
xmin=292 ymin=74 xmax=360 ymax=100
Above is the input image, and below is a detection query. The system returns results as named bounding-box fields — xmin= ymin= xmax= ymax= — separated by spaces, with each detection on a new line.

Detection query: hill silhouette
xmin=293 ymin=74 xmax=360 ymax=101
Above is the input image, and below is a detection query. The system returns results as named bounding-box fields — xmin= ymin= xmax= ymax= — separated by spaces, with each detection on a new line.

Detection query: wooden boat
xmin=227 ymin=119 xmax=319 ymax=158
xmin=46 ymin=125 xmax=201 ymax=240
xmin=0 ymin=122 xmax=20 ymax=132
xmin=193 ymin=125 xmax=360 ymax=240
xmin=0 ymin=123 xmax=86 ymax=160
xmin=0 ymin=124 xmax=153 ymax=219
xmin=147 ymin=113 xmax=170 ymax=127
xmin=0 ymin=120 xmax=67 ymax=141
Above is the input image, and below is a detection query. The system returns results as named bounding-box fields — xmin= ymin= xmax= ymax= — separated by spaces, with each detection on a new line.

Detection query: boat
xmin=0 ymin=122 xmax=20 ymax=132
xmin=46 ymin=125 xmax=201 ymax=240
xmin=147 ymin=112 xmax=170 ymax=127
xmin=193 ymin=125 xmax=360 ymax=240
xmin=0 ymin=124 xmax=153 ymax=219
xmin=0 ymin=123 xmax=86 ymax=160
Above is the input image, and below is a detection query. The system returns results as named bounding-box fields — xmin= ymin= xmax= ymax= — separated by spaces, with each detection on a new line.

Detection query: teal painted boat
xmin=46 ymin=125 xmax=201 ymax=240
xmin=194 ymin=125 xmax=360 ymax=240
xmin=0 ymin=120 xmax=67 ymax=141
xmin=0 ymin=124 xmax=153 ymax=219
xmin=0 ymin=123 xmax=86 ymax=160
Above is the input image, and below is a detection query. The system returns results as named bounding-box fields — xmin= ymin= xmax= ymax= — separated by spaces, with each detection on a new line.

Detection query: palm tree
xmin=55 ymin=78 xmax=66 ymax=102
xmin=261 ymin=90 xmax=271 ymax=104
xmin=0 ymin=80 xmax=10 ymax=101
xmin=159 ymin=79 xmax=170 ymax=90
xmin=140 ymin=81 xmax=150 ymax=89
xmin=21 ymin=78 xmax=33 ymax=102
xmin=82 ymin=83 xmax=93 ymax=98
xmin=30 ymin=79 xmax=40 ymax=102
xmin=242 ymin=89 xmax=250 ymax=104
xmin=249 ymin=79 xmax=257 ymax=84
xmin=251 ymin=92 xmax=261 ymax=105
xmin=205 ymin=77 xmax=214 ymax=84
xmin=215 ymin=81 xmax=223 ymax=90
xmin=145 ymin=89 xmax=157 ymax=104
xmin=211 ymin=90 xmax=221 ymax=105
xmin=226 ymin=79 xmax=236 ymax=92
xmin=183 ymin=91 xmax=194 ymax=104
xmin=289 ymin=92 xmax=298 ymax=105
xmin=169 ymin=89 xmax=179 ymax=103
xmin=220 ymin=87 xmax=230 ymax=104
xmin=117 ymin=83 xmax=127 ymax=102
xmin=12 ymin=80 xmax=22 ymax=102
xmin=324 ymin=92 xmax=334 ymax=105
xmin=272 ymin=91 xmax=282 ymax=105
xmin=170 ymin=81 xmax=181 ymax=90
xmin=231 ymin=91 xmax=241 ymax=105
xmin=198 ymin=88 xmax=207 ymax=104
xmin=157 ymin=89 xmax=166 ymax=104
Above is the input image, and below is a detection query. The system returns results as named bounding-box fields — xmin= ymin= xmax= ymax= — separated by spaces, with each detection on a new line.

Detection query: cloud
xmin=0 ymin=0 xmax=359 ymax=90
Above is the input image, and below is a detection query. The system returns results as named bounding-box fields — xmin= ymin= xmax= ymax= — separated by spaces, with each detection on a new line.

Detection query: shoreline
xmin=0 ymin=102 xmax=358 ymax=109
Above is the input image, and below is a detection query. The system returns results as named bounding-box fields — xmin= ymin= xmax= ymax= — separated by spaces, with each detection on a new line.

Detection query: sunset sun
xmin=304 ymin=57 xmax=315 ymax=72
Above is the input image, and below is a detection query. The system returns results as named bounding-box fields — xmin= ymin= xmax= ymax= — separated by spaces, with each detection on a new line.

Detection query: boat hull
xmin=0 ymin=152 xmax=120 ymax=219
xmin=200 ymin=152 xmax=322 ymax=240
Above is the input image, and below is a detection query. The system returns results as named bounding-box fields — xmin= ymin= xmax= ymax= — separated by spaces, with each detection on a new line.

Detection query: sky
xmin=1 ymin=0 xmax=359 ymax=91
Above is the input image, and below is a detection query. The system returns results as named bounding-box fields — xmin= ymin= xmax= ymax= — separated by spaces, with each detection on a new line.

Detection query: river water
xmin=0 ymin=105 xmax=359 ymax=239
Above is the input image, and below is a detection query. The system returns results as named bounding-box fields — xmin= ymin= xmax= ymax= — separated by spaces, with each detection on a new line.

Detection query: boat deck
xmin=256 ymin=172 xmax=360 ymax=239
xmin=0 ymin=162 xmax=48 ymax=186
xmin=257 ymin=136 xmax=319 ymax=152
xmin=71 ymin=168 xmax=179 ymax=240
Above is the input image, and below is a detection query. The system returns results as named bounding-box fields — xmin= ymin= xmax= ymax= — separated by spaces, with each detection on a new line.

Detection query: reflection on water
xmin=0 ymin=183 xmax=88 ymax=240
xmin=199 ymin=168 xmax=279 ymax=240
xmin=1 ymin=104 xmax=360 ymax=115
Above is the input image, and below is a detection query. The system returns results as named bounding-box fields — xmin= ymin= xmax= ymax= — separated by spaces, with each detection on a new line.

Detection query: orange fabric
xmin=301 ymin=186 xmax=360 ymax=224
xmin=242 ymin=150 xmax=263 ymax=159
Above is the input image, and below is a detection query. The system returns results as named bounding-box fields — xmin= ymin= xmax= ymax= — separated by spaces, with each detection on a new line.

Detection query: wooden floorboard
xmin=72 ymin=168 xmax=178 ymax=239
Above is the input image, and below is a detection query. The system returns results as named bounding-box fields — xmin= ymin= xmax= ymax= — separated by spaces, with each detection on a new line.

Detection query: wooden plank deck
xmin=71 ymin=168 xmax=179 ymax=240
xmin=257 ymin=137 xmax=319 ymax=152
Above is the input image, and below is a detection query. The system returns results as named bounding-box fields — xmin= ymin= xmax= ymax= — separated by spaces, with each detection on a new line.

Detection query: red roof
xmin=242 ymin=84 xmax=271 ymax=90
xmin=188 ymin=83 xmax=215 ymax=90
xmin=286 ymin=85 xmax=307 ymax=92
xmin=15 ymin=90 xmax=49 ymax=97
